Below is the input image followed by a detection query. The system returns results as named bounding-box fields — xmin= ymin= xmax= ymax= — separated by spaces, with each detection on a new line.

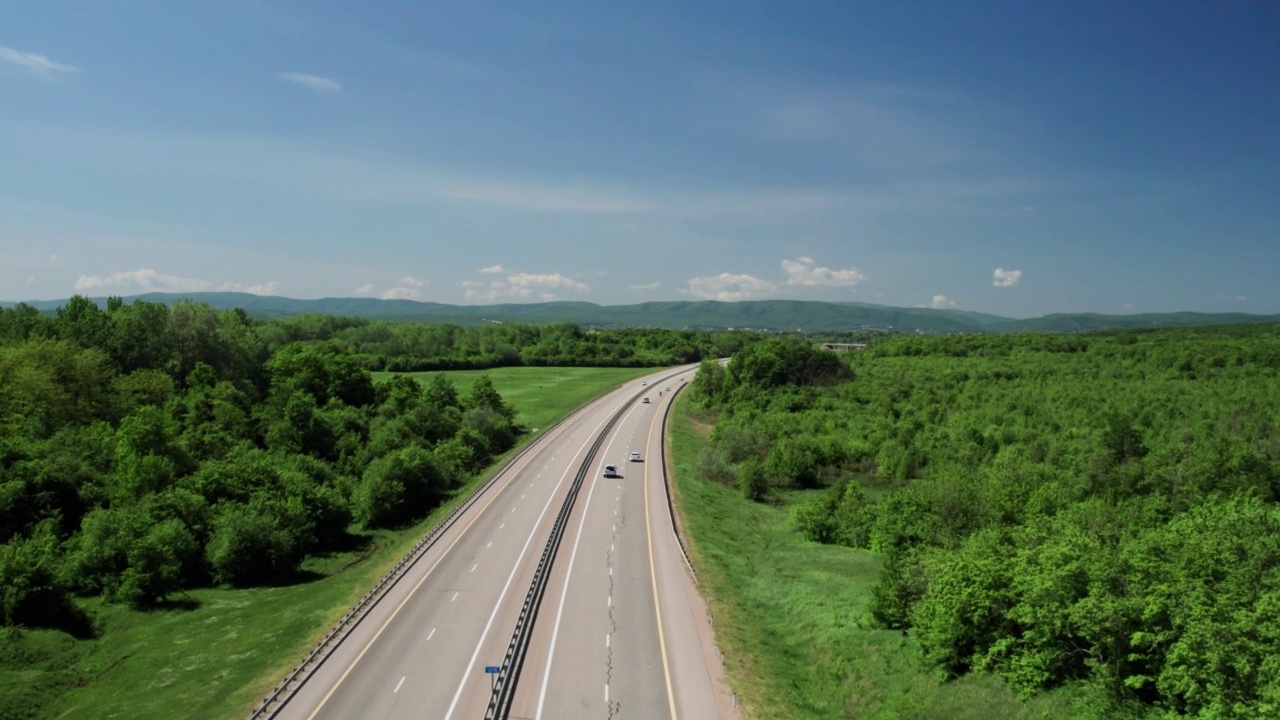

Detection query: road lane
xmin=511 ymin=369 xmax=735 ymax=719
xmin=272 ymin=370 xmax=688 ymax=720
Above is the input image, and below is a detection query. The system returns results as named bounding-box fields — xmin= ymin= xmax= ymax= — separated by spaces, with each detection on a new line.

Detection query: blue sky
xmin=2 ymin=0 xmax=1277 ymax=317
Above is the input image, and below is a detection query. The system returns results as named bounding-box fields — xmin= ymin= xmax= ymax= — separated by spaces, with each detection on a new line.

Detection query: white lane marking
xmin=609 ymin=567 xmax=613 ymax=576
xmin=533 ymin=400 xmax=642 ymax=720
xmin=428 ymin=627 xmax=436 ymax=640
xmin=607 ymin=633 xmax=611 ymax=648
xmin=471 ymin=564 xmax=477 ymax=573
xmin=395 ymin=676 xmax=405 ymax=694
xmin=443 ymin=407 xmax=615 ymax=720
xmin=500 ymin=523 xmax=505 ymax=529
xmin=522 ymin=494 xmax=527 ymax=499
xmin=511 ymin=507 xmax=517 ymax=513
xmin=451 ymin=591 xmax=459 ymax=602
xmin=487 ymin=541 xmax=492 ymax=549
xmin=606 ymin=684 xmax=609 ymax=703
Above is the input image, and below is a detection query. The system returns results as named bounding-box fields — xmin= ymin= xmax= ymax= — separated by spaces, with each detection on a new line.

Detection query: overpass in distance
xmin=256 ymin=363 xmax=739 ymax=720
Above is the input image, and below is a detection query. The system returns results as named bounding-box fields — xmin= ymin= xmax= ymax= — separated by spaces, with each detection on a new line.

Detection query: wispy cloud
xmin=630 ymin=281 xmax=662 ymax=291
xmin=993 ymin=267 xmax=1022 ymax=287
xmin=352 ymin=283 xmax=374 ymax=296
xmin=1 ymin=46 xmax=80 ymax=79
xmin=73 ymin=268 xmax=279 ymax=295
xmin=683 ymin=273 xmax=777 ymax=302
xmin=782 ymin=257 xmax=866 ymax=287
xmin=381 ymin=286 xmax=421 ymax=300
xmin=463 ymin=271 xmax=589 ymax=302
xmin=478 ymin=265 xmax=508 ymax=274
xmin=398 ymin=275 xmax=424 ymax=287
xmin=279 ymin=72 xmax=343 ymax=94
xmin=223 ymin=280 xmax=281 ymax=295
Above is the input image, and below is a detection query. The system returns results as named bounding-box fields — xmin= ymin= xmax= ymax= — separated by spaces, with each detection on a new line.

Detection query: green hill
xmin=7 ymin=292 xmax=1278 ymax=334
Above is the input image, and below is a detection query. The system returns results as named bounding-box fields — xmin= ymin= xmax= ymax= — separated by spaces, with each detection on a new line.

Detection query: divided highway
xmin=266 ymin=365 xmax=736 ymax=720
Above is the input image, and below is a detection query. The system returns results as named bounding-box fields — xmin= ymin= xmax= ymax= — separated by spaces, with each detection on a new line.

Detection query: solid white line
xmin=451 ymin=591 xmax=459 ymax=602
xmin=533 ymin=401 xmax=640 ymax=720
xmin=428 ymin=627 xmax=436 ymax=640
xmin=442 ymin=408 xmax=615 ymax=720
xmin=395 ymin=676 xmax=405 ymax=694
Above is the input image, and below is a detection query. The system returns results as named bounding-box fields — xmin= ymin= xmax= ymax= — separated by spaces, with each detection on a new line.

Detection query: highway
xmin=269 ymin=364 xmax=736 ymax=720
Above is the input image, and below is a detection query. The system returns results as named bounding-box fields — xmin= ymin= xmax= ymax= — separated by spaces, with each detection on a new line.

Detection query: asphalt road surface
xmin=274 ymin=365 xmax=736 ymax=720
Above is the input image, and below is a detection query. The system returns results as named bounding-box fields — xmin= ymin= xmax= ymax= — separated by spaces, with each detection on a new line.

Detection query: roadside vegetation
xmin=0 ymin=296 xmax=668 ymax=719
xmin=674 ymin=326 xmax=1280 ymax=719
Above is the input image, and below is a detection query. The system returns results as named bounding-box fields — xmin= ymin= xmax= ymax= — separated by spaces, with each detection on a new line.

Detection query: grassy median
xmin=665 ymin=393 xmax=1105 ymax=720
xmin=3 ymin=366 xmax=655 ymax=720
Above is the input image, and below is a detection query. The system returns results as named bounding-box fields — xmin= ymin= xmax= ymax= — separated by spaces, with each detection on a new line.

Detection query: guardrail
xmin=483 ymin=367 xmax=691 ymax=720
xmin=657 ymin=380 xmax=698 ymax=581
xmin=244 ymin=373 xmax=661 ymax=720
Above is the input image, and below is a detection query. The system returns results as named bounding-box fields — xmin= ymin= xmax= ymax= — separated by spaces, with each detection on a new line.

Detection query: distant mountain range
xmin=8 ymin=292 xmax=1279 ymax=334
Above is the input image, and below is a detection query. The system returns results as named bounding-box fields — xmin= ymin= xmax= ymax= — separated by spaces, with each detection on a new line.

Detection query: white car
xmin=642 ymin=397 xmax=650 ymax=404
xmin=629 ymin=451 xmax=642 ymax=462
xmin=603 ymin=464 xmax=619 ymax=477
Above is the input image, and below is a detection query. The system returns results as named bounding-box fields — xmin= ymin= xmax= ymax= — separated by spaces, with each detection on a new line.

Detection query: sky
xmin=2 ymin=0 xmax=1278 ymax=318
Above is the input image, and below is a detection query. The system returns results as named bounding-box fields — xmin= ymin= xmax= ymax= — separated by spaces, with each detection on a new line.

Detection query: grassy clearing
xmin=6 ymin=365 xmax=657 ymax=720
xmin=372 ymin=366 xmax=656 ymax=431
xmin=667 ymin=394 xmax=1106 ymax=720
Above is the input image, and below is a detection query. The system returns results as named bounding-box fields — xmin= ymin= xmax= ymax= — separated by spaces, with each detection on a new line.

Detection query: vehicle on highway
xmin=642 ymin=397 xmax=650 ymax=403
xmin=629 ymin=451 xmax=642 ymax=462
xmin=603 ymin=464 xmax=619 ymax=477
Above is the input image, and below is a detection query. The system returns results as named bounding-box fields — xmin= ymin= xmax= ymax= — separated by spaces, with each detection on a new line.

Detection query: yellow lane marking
xmin=644 ymin=400 xmax=679 ymax=720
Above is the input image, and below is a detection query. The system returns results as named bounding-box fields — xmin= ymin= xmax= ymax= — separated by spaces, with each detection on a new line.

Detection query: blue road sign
xmin=485 ymin=666 xmax=500 ymax=674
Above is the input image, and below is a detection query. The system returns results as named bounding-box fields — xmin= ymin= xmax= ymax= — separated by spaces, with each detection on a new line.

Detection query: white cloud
xmin=381 ymin=287 xmax=421 ymax=300
xmin=993 ymin=267 xmax=1022 ymax=287
xmin=352 ymin=283 xmax=374 ymax=296
xmin=463 ymin=271 xmax=590 ymax=302
xmin=220 ymin=281 xmax=281 ymax=295
xmin=782 ymin=256 xmax=866 ymax=287
xmin=72 ymin=268 xmax=280 ymax=295
xmin=931 ymin=294 xmax=957 ymax=309
xmin=1236 ymin=295 xmax=1247 ymax=303
xmin=398 ymin=275 xmax=424 ymax=287
xmin=26 ymin=275 xmax=35 ymax=285
xmin=279 ymin=72 xmax=343 ymax=94
xmin=630 ymin=281 xmax=662 ymax=291
xmin=684 ymin=273 xmax=777 ymax=302
xmin=478 ymin=264 xmax=507 ymax=274
xmin=0 ymin=47 xmax=80 ymax=78
xmin=75 ymin=268 xmax=212 ymax=293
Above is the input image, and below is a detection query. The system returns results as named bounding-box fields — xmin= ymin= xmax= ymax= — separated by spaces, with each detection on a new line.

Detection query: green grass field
xmin=666 ymin=394 xmax=1108 ymax=720
xmin=2 ymin=365 xmax=658 ymax=720
xmin=372 ymin=366 xmax=657 ymax=431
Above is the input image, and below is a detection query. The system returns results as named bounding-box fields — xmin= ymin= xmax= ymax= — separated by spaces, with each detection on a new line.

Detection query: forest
xmin=232 ymin=311 xmax=756 ymax=370
xmin=0 ymin=295 xmax=525 ymax=635
xmin=688 ymin=326 xmax=1280 ymax=718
